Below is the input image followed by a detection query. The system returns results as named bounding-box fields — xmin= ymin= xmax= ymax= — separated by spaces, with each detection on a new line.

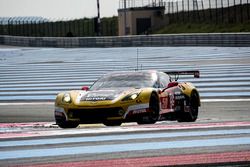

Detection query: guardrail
xmin=0 ymin=33 xmax=250 ymax=47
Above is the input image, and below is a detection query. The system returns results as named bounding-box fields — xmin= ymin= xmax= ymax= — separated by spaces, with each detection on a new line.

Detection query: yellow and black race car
xmin=55 ymin=70 xmax=200 ymax=128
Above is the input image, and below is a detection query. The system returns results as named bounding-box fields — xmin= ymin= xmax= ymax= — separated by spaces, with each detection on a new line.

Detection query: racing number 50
xmin=161 ymin=96 xmax=168 ymax=109
xmin=160 ymin=93 xmax=174 ymax=109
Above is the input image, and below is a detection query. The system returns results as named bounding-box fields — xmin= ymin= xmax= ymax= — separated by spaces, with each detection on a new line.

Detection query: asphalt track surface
xmin=0 ymin=46 xmax=250 ymax=166
xmin=0 ymin=47 xmax=250 ymax=101
xmin=0 ymin=101 xmax=250 ymax=166
xmin=0 ymin=101 xmax=250 ymax=123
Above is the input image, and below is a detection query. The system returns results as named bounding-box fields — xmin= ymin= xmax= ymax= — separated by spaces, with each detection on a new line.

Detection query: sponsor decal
xmin=174 ymin=92 xmax=185 ymax=100
xmin=127 ymin=103 xmax=149 ymax=111
xmin=84 ymin=96 xmax=107 ymax=101
xmin=124 ymin=103 xmax=149 ymax=118
xmin=175 ymin=95 xmax=185 ymax=100
xmin=80 ymin=90 xmax=119 ymax=101
xmin=132 ymin=109 xmax=147 ymax=114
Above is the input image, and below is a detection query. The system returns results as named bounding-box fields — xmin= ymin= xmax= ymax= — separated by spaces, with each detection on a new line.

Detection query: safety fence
xmin=165 ymin=0 xmax=250 ymax=23
xmin=0 ymin=17 xmax=118 ymax=37
xmin=0 ymin=0 xmax=249 ymax=37
xmin=1 ymin=33 xmax=249 ymax=47
xmin=119 ymin=0 xmax=250 ymax=23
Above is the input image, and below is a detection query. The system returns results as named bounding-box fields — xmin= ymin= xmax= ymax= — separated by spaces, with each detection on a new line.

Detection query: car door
xmin=157 ymin=72 xmax=175 ymax=114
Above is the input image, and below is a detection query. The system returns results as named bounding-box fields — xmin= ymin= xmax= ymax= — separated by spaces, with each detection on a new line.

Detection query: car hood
xmin=78 ymin=87 xmax=139 ymax=102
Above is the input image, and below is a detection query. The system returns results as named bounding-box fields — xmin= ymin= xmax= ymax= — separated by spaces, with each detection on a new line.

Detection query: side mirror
xmin=81 ymin=86 xmax=89 ymax=91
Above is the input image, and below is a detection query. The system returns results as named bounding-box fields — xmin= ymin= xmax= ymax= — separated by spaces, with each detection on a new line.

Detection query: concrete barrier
xmin=0 ymin=33 xmax=250 ymax=47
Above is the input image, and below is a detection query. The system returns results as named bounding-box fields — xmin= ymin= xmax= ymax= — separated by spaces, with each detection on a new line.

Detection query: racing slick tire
xmin=178 ymin=91 xmax=199 ymax=122
xmin=57 ymin=121 xmax=79 ymax=128
xmin=137 ymin=93 xmax=159 ymax=125
xmin=56 ymin=118 xmax=79 ymax=128
xmin=103 ymin=120 xmax=122 ymax=126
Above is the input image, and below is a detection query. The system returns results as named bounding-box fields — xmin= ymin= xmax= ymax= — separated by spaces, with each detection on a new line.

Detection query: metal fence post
xmin=33 ymin=21 xmax=35 ymax=36
xmin=78 ymin=20 xmax=81 ymax=37
xmin=81 ymin=19 xmax=85 ymax=37
xmin=209 ymin=0 xmax=212 ymax=22
xmin=7 ymin=19 xmax=10 ymax=35
xmin=38 ymin=20 xmax=40 ymax=37
xmin=21 ymin=20 xmax=23 ymax=36
xmin=240 ymin=0 xmax=243 ymax=23
xmin=34 ymin=21 xmax=37 ymax=37
xmin=62 ymin=21 xmax=64 ymax=37
xmin=182 ymin=0 xmax=184 ymax=22
xmin=72 ymin=20 xmax=75 ymax=36
xmin=201 ymin=0 xmax=205 ymax=22
xmin=110 ymin=20 xmax=113 ymax=36
xmin=64 ymin=21 xmax=67 ymax=37
xmin=176 ymin=1 xmax=179 ymax=22
xmin=75 ymin=19 xmax=78 ymax=36
xmin=248 ymin=0 xmax=250 ymax=20
xmin=221 ymin=0 xmax=224 ymax=23
xmin=43 ymin=21 xmax=46 ymax=36
xmin=67 ymin=20 xmax=70 ymax=36
xmin=11 ymin=20 xmax=14 ymax=35
xmin=193 ymin=0 xmax=195 ymax=22
xmin=51 ymin=21 xmax=54 ymax=37
xmin=46 ymin=21 xmax=48 ymax=37
xmin=0 ymin=21 xmax=2 ymax=35
xmin=53 ymin=21 xmax=56 ymax=37
xmin=24 ymin=20 xmax=26 ymax=36
xmin=13 ymin=20 xmax=15 ymax=35
xmin=171 ymin=1 xmax=174 ymax=21
xmin=29 ymin=21 xmax=32 ymax=37
xmin=234 ymin=0 xmax=237 ymax=22
xmin=227 ymin=0 xmax=230 ymax=23
xmin=215 ymin=0 xmax=218 ymax=24
xmin=17 ymin=20 xmax=20 ymax=36
xmin=86 ymin=20 xmax=89 ymax=36
xmin=188 ymin=0 xmax=190 ymax=21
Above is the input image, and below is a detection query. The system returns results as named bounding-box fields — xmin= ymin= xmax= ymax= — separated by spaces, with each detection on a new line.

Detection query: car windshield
xmin=90 ymin=72 xmax=157 ymax=90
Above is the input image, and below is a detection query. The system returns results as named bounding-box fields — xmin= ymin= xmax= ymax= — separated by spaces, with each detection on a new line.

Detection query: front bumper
xmin=55 ymin=102 xmax=150 ymax=123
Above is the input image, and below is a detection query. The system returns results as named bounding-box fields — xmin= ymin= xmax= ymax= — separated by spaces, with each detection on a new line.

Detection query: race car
xmin=55 ymin=70 xmax=200 ymax=128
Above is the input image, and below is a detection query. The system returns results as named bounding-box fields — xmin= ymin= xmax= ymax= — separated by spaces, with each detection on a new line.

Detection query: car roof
xmin=105 ymin=70 xmax=158 ymax=76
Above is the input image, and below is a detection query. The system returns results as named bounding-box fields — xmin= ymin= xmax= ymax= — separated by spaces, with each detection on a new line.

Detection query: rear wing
xmin=164 ymin=70 xmax=200 ymax=81
xmin=165 ymin=70 xmax=200 ymax=78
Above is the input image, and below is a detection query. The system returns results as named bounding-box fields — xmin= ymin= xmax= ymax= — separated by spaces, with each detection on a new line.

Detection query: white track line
xmin=201 ymin=99 xmax=250 ymax=102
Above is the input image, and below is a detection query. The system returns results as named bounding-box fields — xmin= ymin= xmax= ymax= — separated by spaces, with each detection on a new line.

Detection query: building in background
xmin=118 ymin=0 xmax=168 ymax=36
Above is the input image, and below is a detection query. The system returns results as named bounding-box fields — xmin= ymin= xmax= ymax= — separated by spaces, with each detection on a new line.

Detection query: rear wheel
xmin=137 ymin=93 xmax=159 ymax=125
xmin=178 ymin=91 xmax=199 ymax=122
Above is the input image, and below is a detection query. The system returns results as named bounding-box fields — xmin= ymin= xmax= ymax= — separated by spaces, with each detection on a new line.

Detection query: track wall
xmin=0 ymin=33 xmax=249 ymax=47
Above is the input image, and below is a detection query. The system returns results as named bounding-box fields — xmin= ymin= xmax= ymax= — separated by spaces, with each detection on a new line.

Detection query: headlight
xmin=62 ymin=93 xmax=71 ymax=103
xmin=122 ymin=92 xmax=140 ymax=101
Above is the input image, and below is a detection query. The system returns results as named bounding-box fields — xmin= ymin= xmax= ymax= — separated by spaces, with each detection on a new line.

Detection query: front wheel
xmin=57 ymin=121 xmax=79 ymax=128
xmin=103 ymin=120 xmax=122 ymax=126
xmin=137 ymin=93 xmax=159 ymax=125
